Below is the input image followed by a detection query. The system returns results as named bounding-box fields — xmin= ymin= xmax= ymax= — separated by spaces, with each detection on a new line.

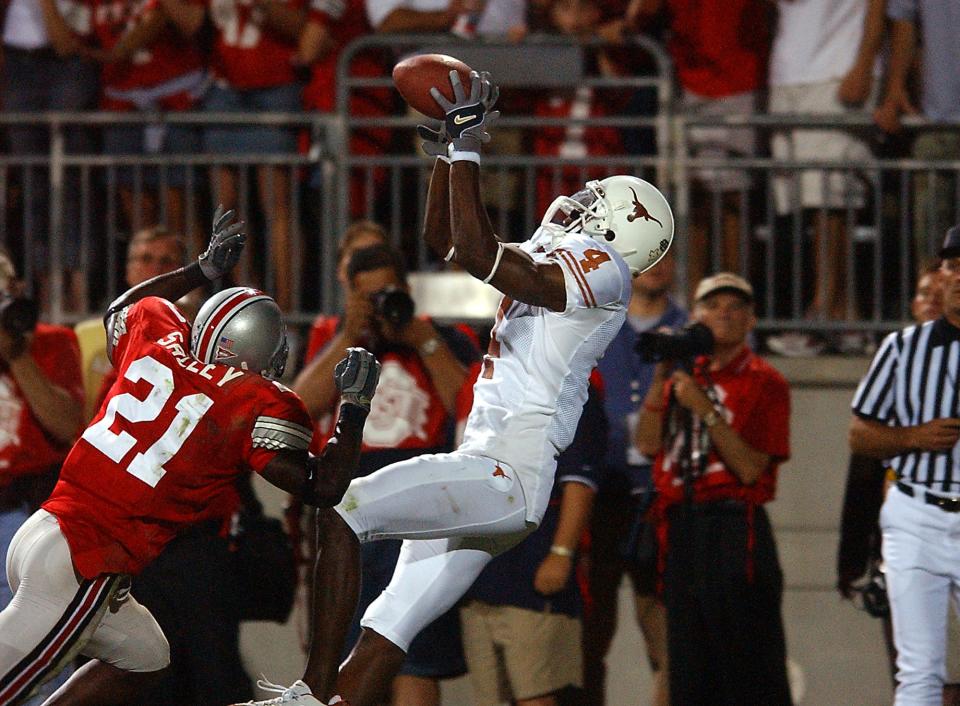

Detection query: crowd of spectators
xmin=3 ymin=0 xmax=960 ymax=704
xmin=2 ymin=0 xmax=957 ymax=355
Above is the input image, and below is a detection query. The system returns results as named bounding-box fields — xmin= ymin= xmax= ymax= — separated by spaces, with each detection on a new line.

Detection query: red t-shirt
xmin=667 ymin=0 xmax=771 ymax=98
xmin=43 ymin=297 xmax=313 ymax=578
xmin=652 ymin=348 xmax=790 ymax=507
xmin=0 ymin=325 xmax=84 ymax=482
xmin=304 ymin=315 xmax=479 ymax=455
xmin=207 ymin=0 xmax=302 ymax=89
xmin=90 ymin=0 xmax=205 ymax=110
xmin=302 ymin=0 xmax=377 ymax=113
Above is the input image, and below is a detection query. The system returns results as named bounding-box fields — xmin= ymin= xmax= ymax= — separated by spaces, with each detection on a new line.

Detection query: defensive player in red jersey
xmin=0 ymin=208 xmax=380 ymax=706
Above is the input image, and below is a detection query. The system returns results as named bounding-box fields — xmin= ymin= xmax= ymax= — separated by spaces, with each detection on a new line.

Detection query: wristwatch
xmin=419 ymin=336 xmax=440 ymax=357
xmin=702 ymin=409 xmax=721 ymax=428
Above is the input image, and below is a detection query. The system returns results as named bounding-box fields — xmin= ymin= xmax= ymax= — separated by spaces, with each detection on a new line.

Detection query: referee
xmin=850 ymin=225 xmax=960 ymax=706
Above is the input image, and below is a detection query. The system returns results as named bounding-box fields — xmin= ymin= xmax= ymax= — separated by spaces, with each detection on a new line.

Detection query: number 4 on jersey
xmin=579 ymin=249 xmax=611 ymax=273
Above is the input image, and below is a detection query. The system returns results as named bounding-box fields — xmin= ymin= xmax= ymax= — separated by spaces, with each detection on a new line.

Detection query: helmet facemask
xmin=540 ymin=181 xmax=612 ymax=247
xmin=264 ymin=332 xmax=288 ymax=381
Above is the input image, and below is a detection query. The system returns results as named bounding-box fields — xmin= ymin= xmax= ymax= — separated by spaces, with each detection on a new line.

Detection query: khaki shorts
xmin=680 ymin=89 xmax=758 ymax=193
xmin=460 ymin=601 xmax=582 ymax=705
xmin=770 ymin=79 xmax=876 ymax=214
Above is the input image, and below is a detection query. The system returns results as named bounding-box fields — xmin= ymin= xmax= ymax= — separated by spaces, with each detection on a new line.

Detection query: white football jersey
xmin=458 ymin=228 xmax=631 ymax=524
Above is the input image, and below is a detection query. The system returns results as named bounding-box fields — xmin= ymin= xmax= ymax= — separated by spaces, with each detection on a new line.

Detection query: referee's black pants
xmin=663 ymin=501 xmax=792 ymax=706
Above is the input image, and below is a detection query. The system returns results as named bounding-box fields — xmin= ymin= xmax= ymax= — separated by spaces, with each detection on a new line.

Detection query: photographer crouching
xmin=635 ymin=272 xmax=793 ymax=706
xmin=0 ymin=251 xmax=84 ymax=700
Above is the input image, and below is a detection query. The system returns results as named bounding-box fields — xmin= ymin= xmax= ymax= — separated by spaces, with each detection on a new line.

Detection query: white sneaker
xmin=235 ymin=679 xmax=325 ymax=706
xmin=834 ymin=331 xmax=875 ymax=356
xmin=766 ymin=332 xmax=825 ymax=358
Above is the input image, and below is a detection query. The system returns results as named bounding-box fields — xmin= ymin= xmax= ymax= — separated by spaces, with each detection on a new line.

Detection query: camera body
xmin=636 ymin=322 xmax=714 ymax=364
xmin=860 ymin=561 xmax=890 ymax=619
xmin=370 ymin=287 xmax=414 ymax=329
xmin=0 ymin=295 xmax=38 ymax=336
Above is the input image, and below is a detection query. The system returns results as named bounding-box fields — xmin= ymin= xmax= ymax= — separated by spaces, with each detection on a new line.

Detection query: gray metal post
xmin=48 ymin=119 xmax=65 ymax=323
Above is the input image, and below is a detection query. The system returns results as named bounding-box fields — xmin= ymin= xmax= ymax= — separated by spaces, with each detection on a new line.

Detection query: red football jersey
xmin=667 ymin=0 xmax=771 ymax=98
xmin=0 ymin=325 xmax=84 ymax=482
xmin=43 ymin=297 xmax=312 ymax=579
xmin=652 ymin=347 xmax=790 ymax=507
xmin=207 ymin=0 xmax=302 ymax=89
xmin=90 ymin=0 xmax=205 ymax=110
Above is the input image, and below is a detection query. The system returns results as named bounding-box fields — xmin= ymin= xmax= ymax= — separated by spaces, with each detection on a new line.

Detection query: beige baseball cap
xmin=694 ymin=272 xmax=754 ymax=303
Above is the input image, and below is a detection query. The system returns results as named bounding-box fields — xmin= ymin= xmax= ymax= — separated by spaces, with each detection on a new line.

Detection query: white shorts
xmin=335 ymin=452 xmax=534 ymax=652
xmin=0 ymin=510 xmax=169 ymax=704
xmin=770 ymin=79 xmax=876 ymax=214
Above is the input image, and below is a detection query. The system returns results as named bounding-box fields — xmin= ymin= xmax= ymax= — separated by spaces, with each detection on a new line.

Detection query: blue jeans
xmin=202 ymin=82 xmax=301 ymax=154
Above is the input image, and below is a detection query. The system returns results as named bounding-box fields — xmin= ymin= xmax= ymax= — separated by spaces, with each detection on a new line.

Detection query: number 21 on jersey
xmin=82 ymin=355 xmax=214 ymax=487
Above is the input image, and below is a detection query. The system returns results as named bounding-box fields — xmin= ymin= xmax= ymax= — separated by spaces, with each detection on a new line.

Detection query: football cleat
xmin=234 ymin=678 xmax=324 ymax=705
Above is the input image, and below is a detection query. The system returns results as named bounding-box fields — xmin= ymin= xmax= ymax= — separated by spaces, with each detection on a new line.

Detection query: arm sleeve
xmin=246 ymin=384 xmax=316 ymax=473
xmin=851 ymin=331 xmax=900 ymax=422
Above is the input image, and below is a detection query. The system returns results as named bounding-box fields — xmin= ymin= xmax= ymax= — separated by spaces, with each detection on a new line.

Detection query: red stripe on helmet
xmin=196 ymin=288 xmax=263 ymax=364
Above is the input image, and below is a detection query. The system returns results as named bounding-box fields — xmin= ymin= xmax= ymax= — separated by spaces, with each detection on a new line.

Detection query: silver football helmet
xmin=541 ymin=175 xmax=674 ymax=276
xmin=191 ymin=287 xmax=288 ymax=380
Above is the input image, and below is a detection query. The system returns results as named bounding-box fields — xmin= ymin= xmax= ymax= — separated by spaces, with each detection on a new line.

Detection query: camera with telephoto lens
xmin=370 ymin=287 xmax=414 ymax=329
xmin=0 ymin=295 xmax=38 ymax=336
xmin=636 ymin=322 xmax=715 ymax=364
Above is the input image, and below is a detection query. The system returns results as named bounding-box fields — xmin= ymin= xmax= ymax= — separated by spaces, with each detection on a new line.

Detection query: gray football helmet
xmin=191 ymin=287 xmax=288 ymax=380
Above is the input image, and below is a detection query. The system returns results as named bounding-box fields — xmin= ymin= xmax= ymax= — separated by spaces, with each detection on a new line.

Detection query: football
xmin=392 ymin=53 xmax=473 ymax=120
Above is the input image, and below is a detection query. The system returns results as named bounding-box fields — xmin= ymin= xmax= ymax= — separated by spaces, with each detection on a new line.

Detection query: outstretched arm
xmin=426 ymin=70 xmax=566 ymax=311
xmin=449 ymin=162 xmax=566 ymax=311
xmin=104 ymin=206 xmax=245 ymax=362
xmin=422 ymin=157 xmax=455 ymax=259
xmin=263 ymin=348 xmax=380 ymax=505
xmin=260 ymin=404 xmax=368 ymax=507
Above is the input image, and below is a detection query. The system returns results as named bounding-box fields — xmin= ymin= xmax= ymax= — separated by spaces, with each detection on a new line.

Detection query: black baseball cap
xmin=940 ymin=225 xmax=960 ymax=259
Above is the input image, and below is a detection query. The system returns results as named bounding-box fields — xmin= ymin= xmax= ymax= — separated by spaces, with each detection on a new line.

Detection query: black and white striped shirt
xmin=852 ymin=318 xmax=960 ymax=493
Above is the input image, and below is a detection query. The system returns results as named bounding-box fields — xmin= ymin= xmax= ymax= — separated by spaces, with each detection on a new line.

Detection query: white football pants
xmin=882 ymin=486 xmax=960 ymax=706
xmin=335 ymin=452 xmax=534 ymax=652
xmin=0 ymin=510 xmax=169 ymax=704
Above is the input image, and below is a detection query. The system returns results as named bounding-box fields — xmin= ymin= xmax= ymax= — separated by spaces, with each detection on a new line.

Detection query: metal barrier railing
xmin=0 ymin=111 xmax=335 ymax=323
xmin=674 ymin=112 xmax=960 ymax=333
xmin=2 ymin=33 xmax=959 ymax=340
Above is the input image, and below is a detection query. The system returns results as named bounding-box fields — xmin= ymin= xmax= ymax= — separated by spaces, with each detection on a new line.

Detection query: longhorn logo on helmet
xmin=626 ymin=187 xmax=663 ymax=227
